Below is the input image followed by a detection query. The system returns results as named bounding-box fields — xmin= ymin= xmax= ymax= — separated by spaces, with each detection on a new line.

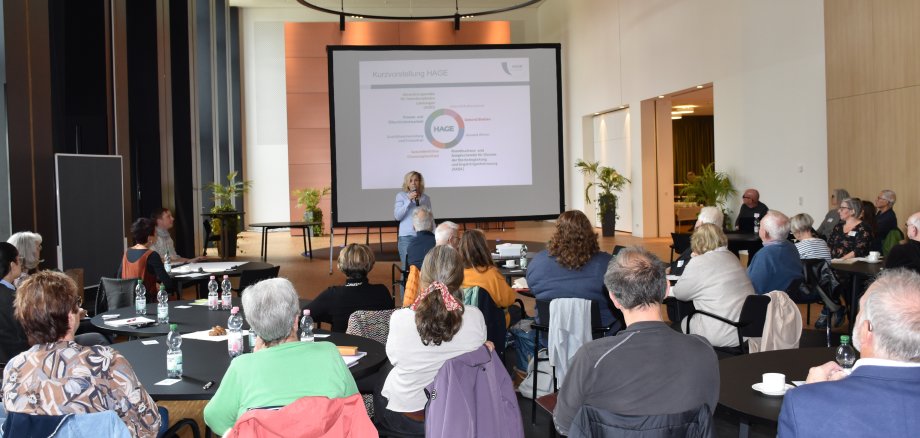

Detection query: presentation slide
xmin=328 ymin=45 xmax=563 ymax=226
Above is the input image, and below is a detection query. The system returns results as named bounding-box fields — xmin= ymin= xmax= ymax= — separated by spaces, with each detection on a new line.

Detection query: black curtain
xmin=672 ymin=115 xmax=714 ymax=184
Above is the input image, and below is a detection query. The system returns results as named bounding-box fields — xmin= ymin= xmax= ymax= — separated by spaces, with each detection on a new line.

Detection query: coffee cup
xmin=868 ymin=251 xmax=880 ymax=262
xmin=505 ymin=260 xmax=516 ymax=268
xmin=762 ymin=373 xmax=786 ymax=392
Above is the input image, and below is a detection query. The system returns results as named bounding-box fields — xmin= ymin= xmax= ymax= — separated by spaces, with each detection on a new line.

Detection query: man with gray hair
xmin=778 ymin=269 xmax=920 ymax=436
xmin=204 ymin=278 xmax=359 ymax=435
xmin=434 ymin=221 xmax=460 ymax=249
xmin=874 ymin=189 xmax=898 ymax=252
xmin=885 ymin=212 xmax=920 ymax=274
xmin=405 ymin=207 xmax=435 ymax=269
xmin=747 ymin=210 xmax=803 ymax=294
xmin=553 ymin=247 xmax=718 ymax=436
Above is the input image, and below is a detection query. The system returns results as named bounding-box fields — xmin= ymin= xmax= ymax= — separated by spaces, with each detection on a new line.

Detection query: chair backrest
xmin=671 ymin=233 xmax=692 ymax=253
xmin=737 ymin=295 xmax=771 ymax=338
xmin=224 ymin=393 xmax=375 ymax=438
xmin=96 ymin=277 xmax=139 ymax=315
xmin=345 ymin=308 xmax=398 ymax=345
xmin=611 ymin=245 xmax=626 ymax=256
xmin=569 ymin=404 xmax=713 ymax=438
xmin=238 ymin=266 xmax=281 ymax=292
xmin=798 ymin=259 xmax=840 ymax=301
xmin=882 ymin=228 xmax=904 ymax=256
xmin=536 ymin=299 xmax=609 ymax=337
xmin=475 ymin=288 xmax=507 ymax=357
xmin=2 ymin=410 xmax=131 ymax=438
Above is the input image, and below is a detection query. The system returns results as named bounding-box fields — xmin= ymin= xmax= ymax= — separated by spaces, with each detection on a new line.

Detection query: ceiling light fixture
xmin=296 ymin=0 xmax=543 ymax=31
xmin=696 ymin=85 xmax=704 ymax=89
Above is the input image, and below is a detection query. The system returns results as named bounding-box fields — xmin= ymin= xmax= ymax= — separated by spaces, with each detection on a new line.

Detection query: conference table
xmin=718 ymin=347 xmax=837 ymax=438
xmin=249 ymin=221 xmax=321 ymax=261
xmin=170 ymin=261 xmax=276 ymax=298
xmin=830 ymin=259 xmax=884 ymax=330
xmin=112 ymin=331 xmax=387 ymax=401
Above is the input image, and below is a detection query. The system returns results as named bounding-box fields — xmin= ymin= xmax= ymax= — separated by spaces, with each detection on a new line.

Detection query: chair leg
xmin=531 ymin=336 xmax=539 ymax=425
xmin=806 ymin=303 xmax=812 ymax=325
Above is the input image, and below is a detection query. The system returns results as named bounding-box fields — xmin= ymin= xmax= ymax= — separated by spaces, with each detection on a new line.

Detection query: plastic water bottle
xmin=227 ymin=307 xmax=244 ymax=358
xmin=248 ymin=328 xmax=258 ymax=352
xmin=753 ymin=213 xmax=761 ymax=233
xmin=836 ymin=335 xmax=857 ymax=374
xmin=207 ymin=276 xmax=219 ymax=310
xmin=163 ymin=251 xmax=172 ymax=273
xmin=166 ymin=323 xmax=183 ymax=378
xmin=157 ymin=284 xmax=169 ymax=324
xmin=520 ymin=244 xmax=528 ymax=269
xmin=135 ymin=280 xmax=146 ymax=315
xmin=221 ymin=275 xmax=232 ymax=310
xmin=299 ymin=309 xmax=314 ymax=342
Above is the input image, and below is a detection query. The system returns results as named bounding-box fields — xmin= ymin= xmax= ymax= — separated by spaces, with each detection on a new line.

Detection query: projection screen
xmin=328 ymin=44 xmax=563 ymax=227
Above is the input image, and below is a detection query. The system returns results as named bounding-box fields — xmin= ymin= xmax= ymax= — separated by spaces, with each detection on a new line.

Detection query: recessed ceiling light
xmin=671 ymin=116 xmax=682 ymax=120
xmin=696 ymin=85 xmax=704 ymax=89
xmin=658 ymin=95 xmax=665 ymax=99
xmin=618 ymin=105 xmax=626 ymax=109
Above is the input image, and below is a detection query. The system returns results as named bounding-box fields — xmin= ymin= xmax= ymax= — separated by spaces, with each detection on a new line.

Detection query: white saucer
xmin=751 ymin=382 xmax=794 ymax=396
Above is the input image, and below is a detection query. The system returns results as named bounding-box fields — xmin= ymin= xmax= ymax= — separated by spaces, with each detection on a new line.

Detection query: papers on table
xmin=155 ymin=378 xmax=182 ymax=386
xmin=105 ymin=316 xmax=156 ymax=327
xmin=141 ymin=340 xmax=159 ymax=345
xmin=101 ymin=314 xmax=120 ymax=320
xmin=174 ymin=305 xmax=192 ymax=309
xmin=181 ymin=329 xmax=250 ymax=342
xmin=189 ymin=299 xmax=210 ymax=306
xmin=343 ymin=351 xmax=368 ymax=368
xmin=511 ymin=278 xmax=528 ymax=289
xmin=173 ymin=272 xmax=210 ymax=279
xmin=171 ymin=262 xmax=244 ymax=274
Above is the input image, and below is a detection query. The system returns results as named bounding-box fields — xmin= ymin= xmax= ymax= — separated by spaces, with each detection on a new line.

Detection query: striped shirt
xmin=796 ymin=238 xmax=832 ymax=262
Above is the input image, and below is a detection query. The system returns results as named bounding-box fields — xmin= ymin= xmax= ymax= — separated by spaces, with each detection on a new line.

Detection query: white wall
xmin=539 ymin=0 xmax=828 ymax=236
xmin=593 ymin=110 xmax=632 ymax=232
xmin=238 ymin=7 xmax=541 ymax=223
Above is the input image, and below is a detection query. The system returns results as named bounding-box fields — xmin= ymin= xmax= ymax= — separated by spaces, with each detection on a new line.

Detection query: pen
xmin=202 ymin=381 xmax=214 ymax=390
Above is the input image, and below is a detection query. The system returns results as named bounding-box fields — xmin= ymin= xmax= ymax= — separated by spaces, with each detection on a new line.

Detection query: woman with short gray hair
xmin=791 ymin=213 xmax=832 ymax=262
xmin=828 ymin=198 xmax=872 ymax=260
xmin=203 ymin=278 xmax=359 ymax=436
xmin=6 ymin=231 xmax=42 ymax=288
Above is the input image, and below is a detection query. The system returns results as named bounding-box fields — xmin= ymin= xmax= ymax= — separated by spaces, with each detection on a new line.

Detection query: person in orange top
xmin=458 ymin=229 xmax=517 ymax=325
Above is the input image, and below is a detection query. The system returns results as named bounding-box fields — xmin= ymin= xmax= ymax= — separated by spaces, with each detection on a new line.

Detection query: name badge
xmin=827 ymin=218 xmax=834 ymax=223
xmin=677 ymin=260 xmax=685 ymax=268
xmin=848 ymin=231 xmax=857 ymax=237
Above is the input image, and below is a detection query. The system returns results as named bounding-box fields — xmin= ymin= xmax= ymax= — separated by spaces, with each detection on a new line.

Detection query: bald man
xmin=735 ymin=189 xmax=769 ymax=233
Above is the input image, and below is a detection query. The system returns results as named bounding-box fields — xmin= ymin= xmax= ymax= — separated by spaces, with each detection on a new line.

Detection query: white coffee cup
xmin=868 ymin=251 xmax=880 ymax=262
xmin=505 ymin=260 xmax=516 ymax=268
xmin=762 ymin=373 xmax=786 ymax=392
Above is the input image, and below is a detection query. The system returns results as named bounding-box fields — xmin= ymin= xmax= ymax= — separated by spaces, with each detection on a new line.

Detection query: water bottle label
xmin=228 ymin=335 xmax=243 ymax=357
xmin=222 ymin=296 xmax=231 ymax=309
xmin=167 ymin=353 xmax=183 ymax=376
xmin=136 ymin=301 xmax=146 ymax=315
xmin=208 ymin=296 xmax=218 ymax=309
xmin=301 ymin=334 xmax=314 ymax=342
xmin=158 ymin=307 xmax=168 ymax=320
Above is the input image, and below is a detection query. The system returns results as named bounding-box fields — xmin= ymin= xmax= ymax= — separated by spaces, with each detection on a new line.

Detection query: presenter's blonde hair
xmin=401 ymin=171 xmax=425 ymax=195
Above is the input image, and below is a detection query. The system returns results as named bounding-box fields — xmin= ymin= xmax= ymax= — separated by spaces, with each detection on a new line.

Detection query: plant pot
xmin=601 ymin=212 xmax=617 ymax=237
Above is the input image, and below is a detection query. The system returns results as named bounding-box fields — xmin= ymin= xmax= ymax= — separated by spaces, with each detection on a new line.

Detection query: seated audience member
xmin=671 ymin=206 xmax=724 ymax=276
xmin=828 ymin=198 xmax=873 ymax=259
xmin=670 ymin=224 xmax=754 ymax=347
xmin=747 ymin=211 xmax=804 ymax=294
xmin=306 ymin=243 xmax=394 ymax=332
xmin=873 ymin=189 xmax=898 ymax=251
xmin=778 ymin=269 xmax=920 ymax=437
xmin=204 ymin=278 xmax=359 ymax=436
xmin=791 ymin=213 xmax=832 ymax=262
xmin=2 ymin=271 xmax=161 ymax=437
xmin=0 ymin=242 xmax=31 ymax=363
xmin=885 ymin=212 xmax=920 ymax=274
xmin=527 ymin=210 xmax=616 ymax=328
xmin=375 ymin=245 xmax=487 ymax=437
xmin=860 ymin=200 xmax=878 ymax=242
xmin=116 ymin=218 xmax=174 ymax=296
xmin=816 ymin=189 xmax=849 ymax=239
xmin=553 ymin=246 xmax=718 ymax=436
xmin=735 ymin=189 xmax=769 ymax=233
xmin=405 ymin=207 xmax=435 ymax=270
xmin=150 ymin=208 xmax=202 ymax=264
xmin=458 ymin=229 xmax=517 ymax=323
xmin=6 ymin=231 xmax=42 ymax=288
xmin=434 ymin=221 xmax=460 ymax=249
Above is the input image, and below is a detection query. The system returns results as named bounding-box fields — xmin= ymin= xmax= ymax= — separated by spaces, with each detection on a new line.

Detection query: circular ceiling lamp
xmin=295 ymin=0 xmax=544 ymax=30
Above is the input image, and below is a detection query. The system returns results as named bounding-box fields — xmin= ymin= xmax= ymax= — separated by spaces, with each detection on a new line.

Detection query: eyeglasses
xmin=838 ymin=206 xmax=851 ymax=211
xmin=742 ymin=196 xmax=752 ymax=200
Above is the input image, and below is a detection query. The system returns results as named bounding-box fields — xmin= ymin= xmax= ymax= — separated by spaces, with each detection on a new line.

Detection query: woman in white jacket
xmin=671 ymin=224 xmax=754 ymax=347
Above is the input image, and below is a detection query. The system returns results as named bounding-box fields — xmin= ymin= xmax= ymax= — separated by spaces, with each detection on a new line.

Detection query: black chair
xmin=793 ymin=258 xmax=844 ymax=326
xmin=390 ymin=255 xmax=409 ymax=305
xmin=94 ymin=277 xmax=139 ymax=315
xmin=202 ymin=219 xmax=221 ymax=256
xmin=669 ymin=233 xmax=691 ymax=263
xmin=468 ymin=287 xmax=507 ymax=359
xmin=235 ymin=265 xmax=281 ymax=295
xmin=611 ymin=245 xmax=626 ymax=256
xmin=684 ymin=294 xmax=770 ymax=356
xmin=531 ymin=299 xmax=618 ymax=424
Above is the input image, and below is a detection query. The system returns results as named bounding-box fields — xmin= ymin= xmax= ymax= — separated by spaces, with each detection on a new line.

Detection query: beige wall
xmin=825 ymin=0 xmax=920 ymax=229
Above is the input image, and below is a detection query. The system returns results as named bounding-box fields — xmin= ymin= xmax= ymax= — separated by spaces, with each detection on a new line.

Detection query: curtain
xmin=672 ymin=116 xmax=714 ymax=184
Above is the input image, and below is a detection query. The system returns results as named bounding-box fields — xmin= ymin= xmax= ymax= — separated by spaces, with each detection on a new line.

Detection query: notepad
xmin=342 ymin=351 xmax=368 ymax=368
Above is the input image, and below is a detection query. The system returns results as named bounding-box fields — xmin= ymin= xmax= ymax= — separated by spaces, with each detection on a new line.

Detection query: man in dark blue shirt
xmin=405 ymin=207 xmax=435 ymax=269
xmin=747 ymin=210 xmax=803 ymax=294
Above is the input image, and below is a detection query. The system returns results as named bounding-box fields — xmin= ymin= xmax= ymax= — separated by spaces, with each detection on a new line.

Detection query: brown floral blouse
xmin=828 ymin=222 xmax=873 ymax=259
xmin=2 ymin=341 xmax=160 ymax=438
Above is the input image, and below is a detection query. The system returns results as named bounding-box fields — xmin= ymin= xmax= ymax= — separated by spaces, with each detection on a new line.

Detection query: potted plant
xmin=679 ymin=163 xmax=737 ymax=227
xmin=293 ymin=186 xmax=330 ymax=237
xmin=203 ymin=170 xmax=252 ymax=257
xmin=575 ymin=159 xmax=630 ymax=236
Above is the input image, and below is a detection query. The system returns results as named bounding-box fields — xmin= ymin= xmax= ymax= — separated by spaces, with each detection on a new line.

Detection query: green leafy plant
xmin=575 ymin=159 xmax=630 ymax=222
xmin=679 ymin=163 xmax=736 ymax=210
xmin=203 ymin=171 xmax=252 ymax=235
xmin=293 ymin=187 xmax=330 ymax=236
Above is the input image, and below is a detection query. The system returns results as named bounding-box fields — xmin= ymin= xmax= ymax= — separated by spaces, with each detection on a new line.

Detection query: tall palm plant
xmin=203 ymin=171 xmax=252 ymax=256
xmin=679 ymin=163 xmax=736 ymax=210
xmin=575 ymin=159 xmax=630 ymax=235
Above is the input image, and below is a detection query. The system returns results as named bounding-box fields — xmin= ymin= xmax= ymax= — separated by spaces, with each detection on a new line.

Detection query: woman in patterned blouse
xmin=2 ymin=271 xmax=161 ymax=437
xmin=828 ymin=197 xmax=873 ymax=259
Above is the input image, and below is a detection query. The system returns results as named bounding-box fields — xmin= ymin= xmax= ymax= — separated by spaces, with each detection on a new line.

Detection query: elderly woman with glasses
xmin=2 ymin=271 xmax=161 ymax=437
xmin=6 ymin=231 xmax=42 ymax=288
xmin=828 ymin=198 xmax=873 ymax=260
xmin=204 ymin=278 xmax=358 ymax=436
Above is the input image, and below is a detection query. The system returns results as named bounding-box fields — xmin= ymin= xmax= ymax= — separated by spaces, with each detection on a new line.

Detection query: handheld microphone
xmin=411 ymin=185 xmax=419 ymax=206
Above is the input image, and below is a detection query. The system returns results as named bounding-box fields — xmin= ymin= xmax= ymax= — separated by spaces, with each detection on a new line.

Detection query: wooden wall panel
xmin=826 ymin=0 xmax=920 ymax=229
xmin=285 ymin=21 xmax=511 ymax=235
